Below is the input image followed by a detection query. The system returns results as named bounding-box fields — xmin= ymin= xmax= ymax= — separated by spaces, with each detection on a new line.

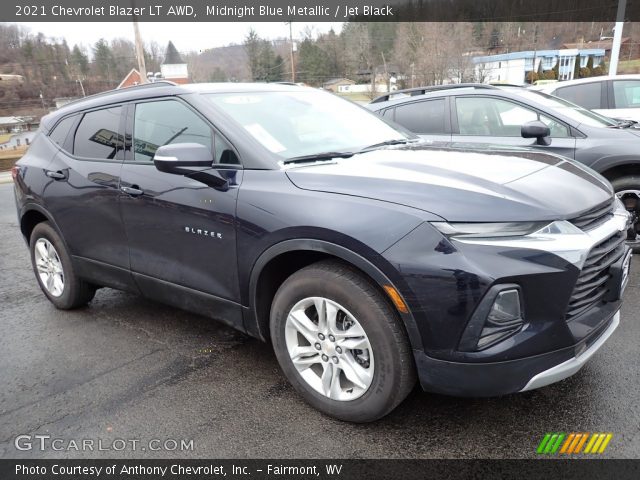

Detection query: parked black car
xmin=367 ymin=84 xmax=640 ymax=249
xmin=14 ymin=82 xmax=631 ymax=422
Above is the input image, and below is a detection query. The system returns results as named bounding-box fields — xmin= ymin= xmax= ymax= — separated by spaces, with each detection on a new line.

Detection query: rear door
xmin=381 ymin=98 xmax=451 ymax=142
xmin=118 ymin=97 xmax=244 ymax=327
xmin=451 ymin=95 xmax=577 ymax=158
xmin=43 ymin=105 xmax=133 ymax=287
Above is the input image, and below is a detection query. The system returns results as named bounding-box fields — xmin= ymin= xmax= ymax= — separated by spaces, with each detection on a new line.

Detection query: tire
xmin=29 ymin=222 xmax=96 ymax=309
xmin=270 ymin=260 xmax=416 ymax=422
xmin=611 ymin=176 xmax=640 ymax=251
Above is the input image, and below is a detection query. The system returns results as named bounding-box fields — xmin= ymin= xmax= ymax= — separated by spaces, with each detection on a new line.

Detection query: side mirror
xmin=153 ymin=143 xmax=213 ymax=174
xmin=521 ymin=121 xmax=551 ymax=146
xmin=153 ymin=142 xmax=228 ymax=190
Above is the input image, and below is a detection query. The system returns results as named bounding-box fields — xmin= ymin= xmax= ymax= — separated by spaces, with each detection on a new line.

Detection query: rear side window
xmin=613 ymin=80 xmax=640 ymax=109
xmin=73 ymin=107 xmax=123 ymax=160
xmin=394 ymin=99 xmax=446 ymax=134
xmin=554 ymin=83 xmax=602 ymax=110
xmin=48 ymin=116 xmax=76 ymax=149
xmin=132 ymin=100 xmax=213 ymax=162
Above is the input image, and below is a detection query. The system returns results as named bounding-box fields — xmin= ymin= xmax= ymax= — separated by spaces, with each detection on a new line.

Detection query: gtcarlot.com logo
xmin=537 ymin=432 xmax=613 ymax=455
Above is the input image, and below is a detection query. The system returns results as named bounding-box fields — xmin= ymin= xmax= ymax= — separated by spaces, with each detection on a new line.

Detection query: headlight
xmin=432 ymin=221 xmax=549 ymax=238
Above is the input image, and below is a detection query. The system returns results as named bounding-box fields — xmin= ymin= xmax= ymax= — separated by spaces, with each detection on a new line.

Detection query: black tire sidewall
xmin=30 ymin=222 xmax=84 ymax=309
xmin=611 ymin=175 xmax=640 ymax=247
xmin=270 ymin=266 xmax=410 ymax=422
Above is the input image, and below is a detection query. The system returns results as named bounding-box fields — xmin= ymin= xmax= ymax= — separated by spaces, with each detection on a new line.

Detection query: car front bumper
xmin=413 ymin=309 xmax=619 ymax=397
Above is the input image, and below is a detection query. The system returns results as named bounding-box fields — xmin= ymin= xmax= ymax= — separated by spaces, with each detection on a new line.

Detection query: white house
xmin=473 ymin=48 xmax=606 ymax=84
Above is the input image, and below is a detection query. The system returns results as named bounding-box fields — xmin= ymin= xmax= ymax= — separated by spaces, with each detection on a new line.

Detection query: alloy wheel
xmin=285 ymin=297 xmax=375 ymax=401
xmin=34 ymin=238 xmax=65 ymax=297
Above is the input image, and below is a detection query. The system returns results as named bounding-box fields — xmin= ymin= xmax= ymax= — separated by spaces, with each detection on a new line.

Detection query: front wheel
xmin=270 ymin=260 xmax=415 ymax=422
xmin=612 ymin=176 xmax=640 ymax=251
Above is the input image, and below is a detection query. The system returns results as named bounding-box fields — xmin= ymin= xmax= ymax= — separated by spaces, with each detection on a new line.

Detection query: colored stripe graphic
xmin=537 ymin=434 xmax=552 ymax=454
xmin=574 ymin=433 xmax=589 ymax=454
xmin=537 ymin=433 xmax=613 ymax=455
xmin=560 ymin=433 xmax=575 ymax=454
xmin=598 ymin=434 xmax=613 ymax=454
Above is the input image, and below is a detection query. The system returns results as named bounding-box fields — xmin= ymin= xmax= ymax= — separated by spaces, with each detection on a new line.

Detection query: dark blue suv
xmin=13 ymin=82 xmax=631 ymax=421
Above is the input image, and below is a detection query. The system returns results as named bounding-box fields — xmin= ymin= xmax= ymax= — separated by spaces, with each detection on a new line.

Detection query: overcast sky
xmin=17 ymin=22 xmax=344 ymax=53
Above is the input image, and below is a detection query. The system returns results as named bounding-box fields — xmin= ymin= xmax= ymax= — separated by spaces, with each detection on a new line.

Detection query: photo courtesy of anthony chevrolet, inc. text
xmin=1 ymin=0 xmax=640 ymax=479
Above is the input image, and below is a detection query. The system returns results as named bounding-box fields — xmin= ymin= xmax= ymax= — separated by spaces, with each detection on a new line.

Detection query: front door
xmin=118 ymin=98 xmax=243 ymax=326
xmin=452 ymin=95 xmax=577 ymax=159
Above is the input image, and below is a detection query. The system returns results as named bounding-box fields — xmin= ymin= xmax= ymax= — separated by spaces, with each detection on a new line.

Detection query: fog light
xmin=476 ymin=289 xmax=524 ymax=350
xmin=458 ymin=284 xmax=526 ymax=352
xmin=488 ymin=289 xmax=521 ymax=324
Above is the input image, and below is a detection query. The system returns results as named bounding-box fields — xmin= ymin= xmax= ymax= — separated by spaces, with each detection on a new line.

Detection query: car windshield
xmin=205 ymin=90 xmax=410 ymax=160
xmin=511 ymin=89 xmax=618 ymax=128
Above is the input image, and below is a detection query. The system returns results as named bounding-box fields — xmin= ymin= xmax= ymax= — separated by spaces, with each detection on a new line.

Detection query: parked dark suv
xmin=367 ymin=84 xmax=640 ymax=249
xmin=14 ymin=82 xmax=631 ymax=422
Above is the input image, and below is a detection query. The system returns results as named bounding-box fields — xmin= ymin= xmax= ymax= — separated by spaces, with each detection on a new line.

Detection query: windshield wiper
xmin=283 ymin=151 xmax=355 ymax=164
xmin=359 ymin=138 xmax=416 ymax=153
xmin=609 ymin=119 xmax=637 ymax=129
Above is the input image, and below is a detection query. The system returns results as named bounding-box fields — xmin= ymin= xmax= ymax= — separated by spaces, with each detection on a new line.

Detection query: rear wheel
xmin=612 ymin=176 xmax=640 ymax=251
xmin=270 ymin=260 xmax=415 ymax=422
xmin=30 ymin=222 xmax=96 ymax=309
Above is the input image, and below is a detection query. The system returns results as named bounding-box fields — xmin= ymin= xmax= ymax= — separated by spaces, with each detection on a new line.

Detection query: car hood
xmin=285 ymin=144 xmax=613 ymax=222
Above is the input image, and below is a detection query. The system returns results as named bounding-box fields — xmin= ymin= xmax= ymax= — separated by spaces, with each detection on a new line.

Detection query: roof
xmin=535 ymin=74 xmax=640 ymax=91
xmin=117 ymin=68 xmax=142 ymax=89
xmin=0 ymin=116 xmax=31 ymax=125
xmin=473 ymin=48 xmax=605 ymax=64
xmin=563 ymin=37 xmax=630 ymax=50
xmin=163 ymin=41 xmax=184 ymax=65
xmin=323 ymin=78 xmax=355 ymax=86
xmin=39 ymin=82 xmax=309 ymax=132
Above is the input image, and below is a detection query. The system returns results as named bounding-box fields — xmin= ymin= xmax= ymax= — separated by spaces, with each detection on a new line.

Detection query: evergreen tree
xmin=93 ymin=38 xmax=114 ymax=81
xmin=71 ymin=45 xmax=89 ymax=76
xmin=244 ymin=29 xmax=262 ymax=81
xmin=298 ymin=38 xmax=331 ymax=85
xmin=573 ymin=55 xmax=581 ymax=79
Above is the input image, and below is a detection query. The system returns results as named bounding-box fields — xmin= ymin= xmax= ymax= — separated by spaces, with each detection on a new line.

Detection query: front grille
xmin=569 ymin=201 xmax=614 ymax=231
xmin=566 ymin=230 xmax=626 ymax=319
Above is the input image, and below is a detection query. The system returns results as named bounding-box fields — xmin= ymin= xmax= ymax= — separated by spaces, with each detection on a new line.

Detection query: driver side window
xmin=455 ymin=96 xmax=569 ymax=138
xmin=132 ymin=100 xmax=213 ymax=162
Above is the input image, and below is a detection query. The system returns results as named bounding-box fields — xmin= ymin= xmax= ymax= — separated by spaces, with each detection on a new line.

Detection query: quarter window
xmin=48 ymin=115 xmax=77 ymax=149
xmin=394 ymin=99 xmax=446 ymax=134
xmin=73 ymin=107 xmax=123 ymax=160
xmin=613 ymin=80 xmax=640 ymax=109
xmin=132 ymin=100 xmax=213 ymax=162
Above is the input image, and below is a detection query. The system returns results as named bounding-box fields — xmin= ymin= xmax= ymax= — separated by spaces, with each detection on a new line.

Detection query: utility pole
xmin=133 ymin=17 xmax=148 ymax=83
xmin=381 ymin=51 xmax=389 ymax=91
xmin=288 ymin=22 xmax=296 ymax=82
xmin=609 ymin=0 xmax=627 ymax=76
xmin=76 ymin=78 xmax=86 ymax=97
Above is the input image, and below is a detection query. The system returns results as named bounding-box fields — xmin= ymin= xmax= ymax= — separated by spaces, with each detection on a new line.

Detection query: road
xmin=1 ymin=182 xmax=639 ymax=459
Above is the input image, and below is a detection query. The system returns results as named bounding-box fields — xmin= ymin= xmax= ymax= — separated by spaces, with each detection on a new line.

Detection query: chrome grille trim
xmin=569 ymin=201 xmax=614 ymax=231
xmin=566 ymin=230 xmax=626 ymax=319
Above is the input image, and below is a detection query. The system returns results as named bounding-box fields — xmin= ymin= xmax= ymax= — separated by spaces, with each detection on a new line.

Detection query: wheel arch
xmin=246 ymin=239 xmax=423 ymax=352
xmin=596 ymin=159 xmax=640 ymax=182
xmin=19 ymin=204 xmax=59 ymax=245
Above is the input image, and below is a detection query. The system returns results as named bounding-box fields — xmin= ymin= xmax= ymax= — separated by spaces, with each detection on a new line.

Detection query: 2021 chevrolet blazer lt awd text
xmin=14 ymin=83 xmax=631 ymax=422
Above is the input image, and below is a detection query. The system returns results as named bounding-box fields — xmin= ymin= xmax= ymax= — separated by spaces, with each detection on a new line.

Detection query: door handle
xmin=45 ymin=170 xmax=66 ymax=180
xmin=120 ymin=185 xmax=144 ymax=197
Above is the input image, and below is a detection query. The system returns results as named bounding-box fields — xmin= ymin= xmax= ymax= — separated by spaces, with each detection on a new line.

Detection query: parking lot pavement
xmin=1 ymin=181 xmax=639 ymax=459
